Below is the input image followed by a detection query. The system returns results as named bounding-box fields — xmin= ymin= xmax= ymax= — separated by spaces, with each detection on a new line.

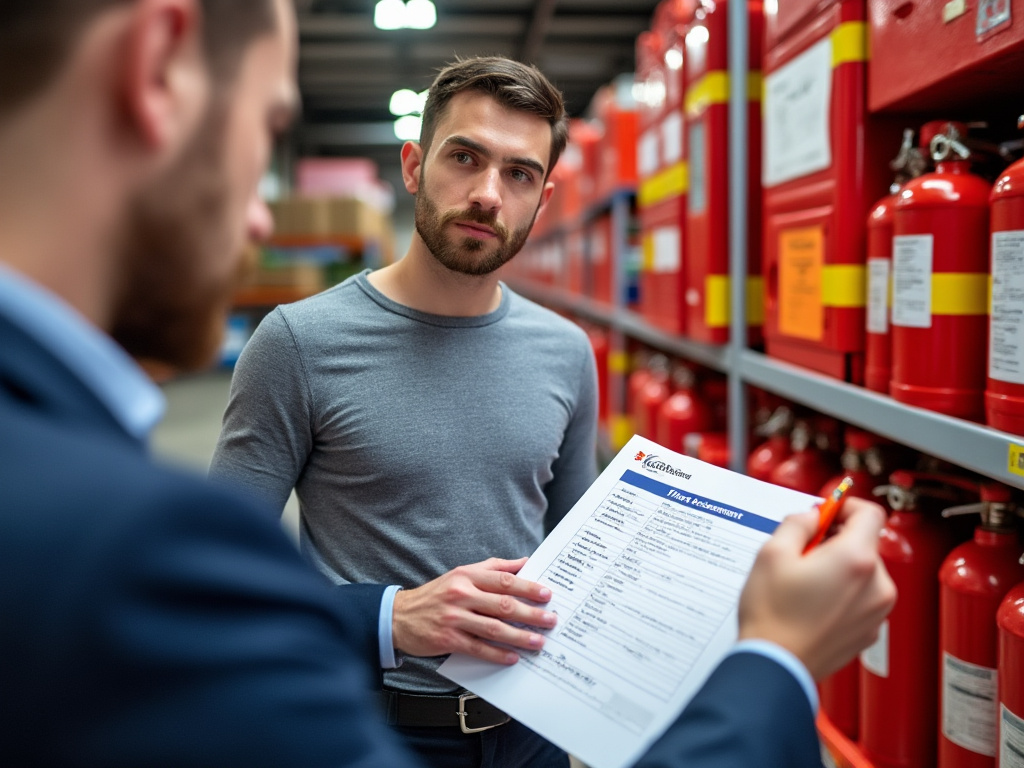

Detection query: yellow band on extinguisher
xmin=642 ymin=233 xmax=654 ymax=271
xmin=685 ymin=71 xmax=763 ymax=119
xmin=831 ymin=22 xmax=868 ymax=67
xmin=822 ymin=264 xmax=866 ymax=308
xmin=638 ymin=162 xmax=689 ymax=207
xmin=704 ymin=275 xmax=766 ymax=328
xmin=609 ymin=351 xmax=630 ymax=374
xmin=932 ymin=273 xmax=989 ymax=315
xmin=611 ymin=415 xmax=634 ymax=451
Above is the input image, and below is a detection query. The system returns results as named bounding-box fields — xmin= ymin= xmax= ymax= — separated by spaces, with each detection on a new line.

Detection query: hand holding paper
xmin=392 ymin=557 xmax=558 ymax=665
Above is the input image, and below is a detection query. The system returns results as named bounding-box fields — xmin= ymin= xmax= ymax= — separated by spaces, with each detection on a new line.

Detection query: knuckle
xmin=496 ymin=595 xmax=517 ymax=616
xmin=498 ymin=571 xmax=516 ymax=591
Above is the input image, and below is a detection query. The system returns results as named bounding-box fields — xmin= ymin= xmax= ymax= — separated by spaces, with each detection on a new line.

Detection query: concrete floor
xmin=150 ymin=370 xmax=587 ymax=768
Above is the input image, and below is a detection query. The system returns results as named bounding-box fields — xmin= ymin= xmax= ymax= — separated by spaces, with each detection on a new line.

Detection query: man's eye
xmin=454 ymin=152 xmax=473 ymax=164
xmin=510 ymin=169 xmax=531 ymax=183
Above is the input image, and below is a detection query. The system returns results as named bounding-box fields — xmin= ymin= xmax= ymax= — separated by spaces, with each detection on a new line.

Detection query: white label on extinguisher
xmin=1001 ymin=704 xmax=1024 ymax=768
xmin=942 ymin=652 xmax=998 ymax=757
xmin=866 ymin=257 xmax=891 ymax=334
xmin=859 ymin=618 xmax=889 ymax=677
xmin=638 ymin=130 xmax=659 ymax=179
xmin=990 ymin=230 xmax=1024 ymax=385
xmin=892 ymin=234 xmax=934 ymax=328
xmin=763 ymin=36 xmax=832 ymax=187
xmin=652 ymin=226 xmax=681 ymax=273
xmin=661 ymin=110 xmax=683 ymax=165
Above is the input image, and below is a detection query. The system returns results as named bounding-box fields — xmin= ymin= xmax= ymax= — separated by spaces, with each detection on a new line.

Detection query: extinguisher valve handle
xmin=940 ymin=501 xmax=985 ymax=519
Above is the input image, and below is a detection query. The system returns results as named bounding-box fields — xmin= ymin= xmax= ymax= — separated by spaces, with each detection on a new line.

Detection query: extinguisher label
xmin=763 ymin=36 xmax=832 ymax=187
xmin=779 ymin=227 xmax=825 ymax=340
xmin=1000 ymin=704 xmax=1024 ymax=768
xmin=859 ymin=618 xmax=889 ymax=677
xmin=638 ymin=130 xmax=659 ymax=180
xmin=892 ymin=234 xmax=934 ymax=328
xmin=651 ymin=226 xmax=681 ymax=273
xmin=866 ymin=258 xmax=891 ymax=334
xmin=661 ymin=111 xmax=683 ymax=166
xmin=990 ymin=230 xmax=1024 ymax=384
xmin=942 ymin=652 xmax=998 ymax=756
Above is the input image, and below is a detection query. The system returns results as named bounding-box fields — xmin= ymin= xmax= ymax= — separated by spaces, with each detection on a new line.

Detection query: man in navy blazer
xmin=0 ymin=0 xmax=895 ymax=765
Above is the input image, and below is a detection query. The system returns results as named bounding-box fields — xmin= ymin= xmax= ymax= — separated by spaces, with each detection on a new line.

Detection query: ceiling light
xmin=374 ymin=0 xmax=405 ymax=30
xmin=374 ymin=0 xmax=436 ymax=31
xmin=664 ymin=48 xmax=684 ymax=70
xmin=405 ymin=0 xmax=437 ymax=30
xmin=394 ymin=115 xmax=423 ymax=141
xmin=390 ymin=89 xmax=421 ymax=116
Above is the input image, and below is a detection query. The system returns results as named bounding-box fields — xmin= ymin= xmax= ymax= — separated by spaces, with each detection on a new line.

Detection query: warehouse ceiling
xmin=290 ymin=0 xmax=660 ymax=213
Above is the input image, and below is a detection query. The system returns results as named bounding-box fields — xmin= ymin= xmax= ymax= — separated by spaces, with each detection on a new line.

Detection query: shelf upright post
xmin=609 ymin=191 xmax=632 ymax=453
xmin=727 ymin=0 xmax=750 ymax=472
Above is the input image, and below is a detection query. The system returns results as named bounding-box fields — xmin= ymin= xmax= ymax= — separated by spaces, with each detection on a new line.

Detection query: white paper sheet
xmin=439 ymin=435 xmax=820 ymax=768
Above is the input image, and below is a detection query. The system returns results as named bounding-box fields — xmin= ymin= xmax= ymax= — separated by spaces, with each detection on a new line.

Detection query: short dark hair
xmin=420 ymin=56 xmax=569 ymax=177
xmin=0 ymin=0 xmax=277 ymax=119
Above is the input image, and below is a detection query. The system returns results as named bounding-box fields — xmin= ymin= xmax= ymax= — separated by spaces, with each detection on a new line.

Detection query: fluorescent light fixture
xmin=405 ymin=0 xmax=437 ymax=29
xmin=394 ymin=115 xmax=422 ymax=141
xmin=374 ymin=0 xmax=436 ymax=31
xmin=374 ymin=0 xmax=405 ymax=30
xmin=390 ymin=89 xmax=421 ymax=116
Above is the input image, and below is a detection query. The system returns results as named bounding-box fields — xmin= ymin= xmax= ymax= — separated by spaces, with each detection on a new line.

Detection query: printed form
xmin=439 ymin=435 xmax=820 ymax=768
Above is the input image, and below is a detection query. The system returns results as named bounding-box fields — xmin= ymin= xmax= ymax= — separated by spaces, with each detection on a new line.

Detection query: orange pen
xmin=803 ymin=476 xmax=855 ymax=553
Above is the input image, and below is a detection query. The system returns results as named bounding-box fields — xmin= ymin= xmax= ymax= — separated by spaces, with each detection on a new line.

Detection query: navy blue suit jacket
xmin=0 ymin=311 xmax=821 ymax=767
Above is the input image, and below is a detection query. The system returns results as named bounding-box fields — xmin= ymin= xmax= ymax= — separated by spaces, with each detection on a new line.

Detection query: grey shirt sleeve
xmin=542 ymin=340 xmax=599 ymax=533
xmin=209 ymin=309 xmax=314 ymax=514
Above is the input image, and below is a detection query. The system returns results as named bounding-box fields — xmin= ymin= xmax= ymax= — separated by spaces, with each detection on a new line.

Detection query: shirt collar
xmin=0 ymin=263 xmax=165 ymax=440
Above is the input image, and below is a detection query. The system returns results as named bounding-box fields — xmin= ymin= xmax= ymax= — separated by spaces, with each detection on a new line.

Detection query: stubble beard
xmin=110 ymin=99 xmax=246 ymax=374
xmin=413 ymin=173 xmax=537 ymax=277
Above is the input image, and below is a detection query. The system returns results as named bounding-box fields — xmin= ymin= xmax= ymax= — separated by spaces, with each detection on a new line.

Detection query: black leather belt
xmin=380 ymin=689 xmax=510 ymax=733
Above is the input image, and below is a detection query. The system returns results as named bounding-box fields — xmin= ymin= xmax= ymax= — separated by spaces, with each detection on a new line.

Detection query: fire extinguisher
xmin=683 ymin=431 xmax=730 ymax=468
xmin=768 ymin=419 xmax=838 ymax=493
xmin=860 ymin=470 xmax=978 ymax=768
xmin=938 ymin=484 xmax=1024 ymax=768
xmin=627 ymin=348 xmax=653 ymax=438
xmin=866 ymin=129 xmax=928 ymax=394
xmin=746 ymin=405 xmax=794 ymax=481
xmin=891 ymin=121 xmax=991 ymax=421
xmin=817 ymin=427 xmax=905 ymax=741
xmin=987 ymin=115 xmax=1024 ymax=435
xmin=635 ymin=353 xmax=671 ymax=441
xmin=656 ymin=363 xmax=715 ymax=453
xmin=997 ymin=559 xmax=1024 ymax=767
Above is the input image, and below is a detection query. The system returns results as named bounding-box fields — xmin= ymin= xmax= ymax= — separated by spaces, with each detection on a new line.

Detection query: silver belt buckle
xmin=457 ymin=692 xmax=509 ymax=734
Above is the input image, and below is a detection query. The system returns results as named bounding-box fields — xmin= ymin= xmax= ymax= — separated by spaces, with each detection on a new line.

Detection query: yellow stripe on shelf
xmin=748 ymin=72 xmax=762 ymax=102
xmin=642 ymin=234 xmax=655 ymax=271
xmin=932 ymin=273 xmax=989 ymax=315
xmin=638 ymin=162 xmax=688 ymax=208
xmin=609 ymin=351 xmax=630 ymax=374
xmin=822 ymin=264 xmax=866 ymax=308
xmin=831 ymin=22 xmax=868 ymax=67
xmin=704 ymin=275 xmax=766 ymax=328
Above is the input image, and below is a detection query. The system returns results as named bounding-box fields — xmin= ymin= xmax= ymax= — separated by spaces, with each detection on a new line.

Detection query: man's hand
xmin=737 ymin=497 xmax=896 ymax=680
xmin=392 ymin=557 xmax=557 ymax=665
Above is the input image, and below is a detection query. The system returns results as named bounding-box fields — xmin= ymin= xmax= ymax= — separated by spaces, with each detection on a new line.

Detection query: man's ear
xmin=535 ymin=180 xmax=555 ymax=219
xmin=401 ymin=141 xmax=424 ymax=194
xmin=120 ymin=0 xmax=207 ymax=151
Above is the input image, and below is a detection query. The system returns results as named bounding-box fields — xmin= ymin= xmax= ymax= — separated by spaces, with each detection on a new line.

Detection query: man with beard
xmin=211 ymin=56 xmax=600 ymax=768
xmin=0 ymin=3 xmax=897 ymax=765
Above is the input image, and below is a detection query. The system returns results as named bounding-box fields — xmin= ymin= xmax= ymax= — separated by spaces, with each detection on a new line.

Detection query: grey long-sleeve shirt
xmin=211 ymin=271 xmax=599 ymax=693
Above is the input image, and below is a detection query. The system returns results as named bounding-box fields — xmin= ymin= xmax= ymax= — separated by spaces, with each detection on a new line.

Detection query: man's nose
xmin=468 ymin=167 xmax=502 ymax=212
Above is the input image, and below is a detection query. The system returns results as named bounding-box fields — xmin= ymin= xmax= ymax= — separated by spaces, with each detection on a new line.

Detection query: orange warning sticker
xmin=779 ymin=226 xmax=825 ymax=340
